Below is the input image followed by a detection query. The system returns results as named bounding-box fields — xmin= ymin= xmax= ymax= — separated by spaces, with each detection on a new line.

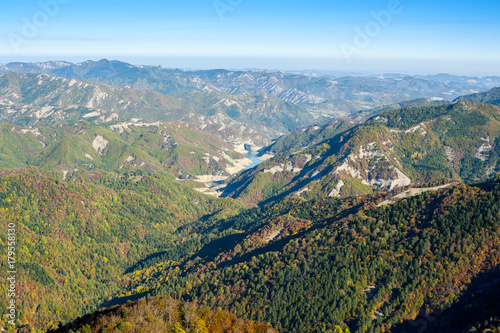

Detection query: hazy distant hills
xmin=0 ymin=71 xmax=193 ymax=125
xmin=0 ymin=71 xmax=326 ymax=145
xmin=0 ymin=60 xmax=72 ymax=73
xmin=3 ymin=59 xmax=500 ymax=117
xmin=223 ymin=101 xmax=500 ymax=205
xmin=0 ymin=71 xmax=277 ymax=181
xmin=417 ymin=73 xmax=500 ymax=86
xmin=0 ymin=71 xmax=323 ymax=190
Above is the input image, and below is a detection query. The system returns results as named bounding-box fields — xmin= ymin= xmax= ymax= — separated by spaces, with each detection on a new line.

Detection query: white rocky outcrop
xmin=92 ymin=135 xmax=109 ymax=155
xmin=334 ymin=142 xmax=411 ymax=190
xmin=475 ymin=137 xmax=493 ymax=161
xmin=328 ymin=180 xmax=345 ymax=197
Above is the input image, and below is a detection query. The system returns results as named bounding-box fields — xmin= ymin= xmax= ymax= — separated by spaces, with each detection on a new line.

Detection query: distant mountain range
xmin=0 ymin=71 xmax=326 ymax=146
xmin=3 ymin=59 xmax=500 ymax=117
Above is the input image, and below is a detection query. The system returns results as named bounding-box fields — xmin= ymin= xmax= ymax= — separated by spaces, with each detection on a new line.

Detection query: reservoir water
xmin=245 ymin=152 xmax=263 ymax=170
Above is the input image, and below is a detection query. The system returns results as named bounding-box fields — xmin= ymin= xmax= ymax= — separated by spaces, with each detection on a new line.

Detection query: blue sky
xmin=0 ymin=0 xmax=499 ymax=75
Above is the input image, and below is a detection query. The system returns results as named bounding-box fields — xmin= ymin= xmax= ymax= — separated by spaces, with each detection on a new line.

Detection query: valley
xmin=0 ymin=60 xmax=499 ymax=333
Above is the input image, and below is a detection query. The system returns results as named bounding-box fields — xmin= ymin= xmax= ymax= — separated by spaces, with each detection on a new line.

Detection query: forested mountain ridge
xmin=107 ymin=175 xmax=500 ymax=332
xmin=223 ymin=101 xmax=500 ymax=205
xmin=2 ymin=171 xmax=499 ymax=332
xmin=455 ymin=86 xmax=500 ymax=106
xmin=1 ymin=115 xmax=499 ymax=332
xmin=260 ymin=98 xmax=452 ymax=156
xmin=263 ymin=118 xmax=361 ymax=155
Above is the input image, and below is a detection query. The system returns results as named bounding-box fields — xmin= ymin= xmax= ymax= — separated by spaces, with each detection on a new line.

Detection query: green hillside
xmin=0 ymin=169 xmax=241 ymax=332
xmin=223 ymin=101 xmax=500 ymax=205
xmin=106 ymin=175 xmax=500 ymax=332
xmin=455 ymin=87 xmax=500 ymax=106
xmin=0 ymin=121 xmax=252 ymax=182
xmin=1 ymin=150 xmax=500 ymax=332
xmin=265 ymin=118 xmax=359 ymax=155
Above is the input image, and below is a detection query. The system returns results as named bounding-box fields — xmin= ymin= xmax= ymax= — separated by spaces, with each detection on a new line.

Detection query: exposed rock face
xmin=334 ymin=142 xmax=411 ymax=190
xmin=475 ymin=137 xmax=493 ymax=161
xmin=328 ymin=180 xmax=345 ymax=197
xmin=92 ymin=135 xmax=109 ymax=155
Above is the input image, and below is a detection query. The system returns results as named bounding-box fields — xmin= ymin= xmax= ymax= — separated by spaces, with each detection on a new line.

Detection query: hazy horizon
xmin=1 ymin=0 xmax=499 ymax=76
xmin=1 ymin=56 xmax=500 ymax=78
